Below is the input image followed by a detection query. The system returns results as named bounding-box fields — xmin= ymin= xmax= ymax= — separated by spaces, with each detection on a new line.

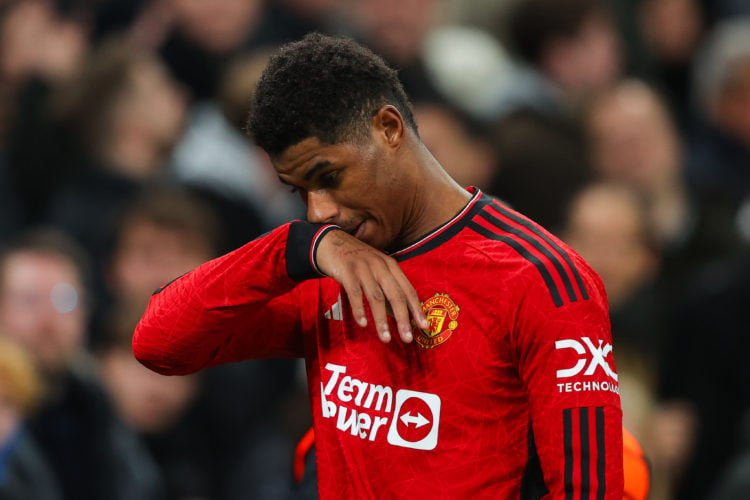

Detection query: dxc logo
xmin=555 ymin=337 xmax=617 ymax=381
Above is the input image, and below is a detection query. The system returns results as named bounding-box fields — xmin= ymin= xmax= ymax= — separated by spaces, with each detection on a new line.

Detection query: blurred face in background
xmin=116 ymin=57 xmax=188 ymax=155
xmin=99 ymin=345 xmax=197 ymax=433
xmin=0 ymin=251 xmax=86 ymax=374
xmin=350 ymin=0 xmax=440 ymax=63
xmin=109 ymin=219 xmax=214 ymax=307
xmin=413 ymin=102 xmax=496 ymax=189
xmin=545 ymin=11 xmax=622 ymax=98
xmin=169 ymin=0 xmax=265 ymax=52
xmin=640 ymin=0 xmax=704 ymax=63
xmin=563 ymin=184 xmax=657 ymax=309
xmin=587 ymin=82 xmax=681 ymax=191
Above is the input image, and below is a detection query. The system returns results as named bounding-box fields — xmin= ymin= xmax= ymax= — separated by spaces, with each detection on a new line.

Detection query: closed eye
xmin=318 ymin=170 xmax=340 ymax=188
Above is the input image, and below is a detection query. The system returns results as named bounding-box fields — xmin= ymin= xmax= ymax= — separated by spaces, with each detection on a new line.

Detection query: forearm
xmin=534 ymin=405 xmax=624 ymax=498
xmin=132 ymin=222 xmax=337 ymax=374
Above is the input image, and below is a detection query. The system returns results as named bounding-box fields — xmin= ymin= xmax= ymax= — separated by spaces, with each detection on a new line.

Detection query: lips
xmin=353 ymin=222 xmax=365 ymax=240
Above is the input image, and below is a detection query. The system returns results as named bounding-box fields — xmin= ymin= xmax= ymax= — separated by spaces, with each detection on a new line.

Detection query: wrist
xmin=286 ymin=221 xmax=341 ymax=281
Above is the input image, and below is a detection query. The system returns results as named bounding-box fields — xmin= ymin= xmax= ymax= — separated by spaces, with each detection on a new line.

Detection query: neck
xmin=389 ymin=144 xmax=472 ymax=251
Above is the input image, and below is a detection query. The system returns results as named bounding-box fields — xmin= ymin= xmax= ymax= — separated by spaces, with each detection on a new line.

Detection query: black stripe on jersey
xmin=563 ymin=407 xmax=607 ymax=499
xmin=477 ymin=209 xmax=579 ymax=303
xmin=521 ymin=426 xmax=549 ymax=499
xmin=580 ymin=409 xmax=591 ymax=498
xmin=392 ymin=194 xmax=491 ymax=262
xmin=468 ymin=221 xmax=564 ymax=307
xmin=563 ymin=409 xmax=574 ymax=500
xmin=153 ymin=272 xmax=188 ymax=294
xmin=490 ymin=201 xmax=589 ymax=301
xmin=596 ymin=408 xmax=606 ymax=500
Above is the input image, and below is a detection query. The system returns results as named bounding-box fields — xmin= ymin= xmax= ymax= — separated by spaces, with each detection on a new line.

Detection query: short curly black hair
xmin=246 ymin=33 xmax=417 ymax=157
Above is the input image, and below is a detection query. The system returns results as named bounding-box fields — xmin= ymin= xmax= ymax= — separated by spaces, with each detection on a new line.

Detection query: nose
xmin=306 ymin=190 xmax=340 ymax=224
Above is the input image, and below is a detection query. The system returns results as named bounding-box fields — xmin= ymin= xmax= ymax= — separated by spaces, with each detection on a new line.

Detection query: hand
xmin=315 ymin=229 xmax=428 ymax=343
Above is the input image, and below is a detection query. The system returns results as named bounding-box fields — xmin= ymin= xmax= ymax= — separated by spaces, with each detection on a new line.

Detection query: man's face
xmin=273 ymin=133 xmax=409 ymax=251
xmin=110 ymin=220 xmax=214 ymax=305
xmin=0 ymin=251 xmax=86 ymax=374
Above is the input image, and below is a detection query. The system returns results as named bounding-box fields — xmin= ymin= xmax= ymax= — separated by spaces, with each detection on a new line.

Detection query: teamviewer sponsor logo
xmin=387 ymin=390 xmax=441 ymax=450
xmin=320 ymin=363 xmax=441 ymax=450
xmin=555 ymin=337 xmax=619 ymax=394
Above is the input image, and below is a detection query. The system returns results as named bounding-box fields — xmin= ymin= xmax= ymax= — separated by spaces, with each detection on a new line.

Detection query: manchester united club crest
xmin=415 ymin=293 xmax=460 ymax=348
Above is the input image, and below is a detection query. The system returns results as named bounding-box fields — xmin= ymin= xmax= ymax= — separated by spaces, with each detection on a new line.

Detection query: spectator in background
xmin=487 ymin=107 xmax=592 ymax=233
xmin=411 ymin=100 xmax=498 ymax=190
xmin=586 ymin=80 xmax=695 ymax=246
xmin=44 ymin=35 xmax=187 ymax=300
xmin=584 ymin=79 xmax=743 ymax=295
xmin=170 ymin=47 xmax=303 ymax=235
xmin=0 ymin=336 xmax=61 ymax=500
xmin=689 ymin=17 xmax=750 ymax=242
xmin=660 ymin=250 xmax=750 ymax=500
xmin=157 ymin=0 xmax=270 ymax=102
xmin=1 ymin=0 xmax=89 ymax=225
xmin=102 ymin=186 xmax=300 ymax=499
xmin=261 ymin=0 xmax=346 ymax=43
xmin=342 ymin=0 xmax=448 ymax=102
xmin=105 ymin=186 xmax=223 ymax=317
xmin=0 ymin=228 xmax=163 ymax=500
xmin=504 ymin=0 xmax=623 ymax=113
xmin=485 ymin=0 xmax=625 ymax=233
xmin=96 ymin=301 xmax=203 ymax=500
xmin=638 ymin=0 xmax=706 ymax=131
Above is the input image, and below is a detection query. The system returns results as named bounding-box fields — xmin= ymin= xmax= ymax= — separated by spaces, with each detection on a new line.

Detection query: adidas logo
xmin=324 ymin=295 xmax=343 ymax=321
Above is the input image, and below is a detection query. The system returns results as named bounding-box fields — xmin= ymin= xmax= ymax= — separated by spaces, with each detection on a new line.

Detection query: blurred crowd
xmin=1 ymin=0 xmax=750 ymax=499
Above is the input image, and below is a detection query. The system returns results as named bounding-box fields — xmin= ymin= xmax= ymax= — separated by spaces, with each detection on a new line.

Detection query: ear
xmin=372 ymin=105 xmax=405 ymax=148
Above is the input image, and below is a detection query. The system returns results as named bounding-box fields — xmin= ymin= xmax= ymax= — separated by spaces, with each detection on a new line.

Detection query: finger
xmin=360 ymin=275 xmax=392 ymax=343
xmin=389 ymin=290 xmax=413 ymax=343
xmin=341 ymin=278 xmax=368 ymax=328
xmin=388 ymin=260 xmax=428 ymax=332
xmin=377 ymin=274 xmax=413 ymax=343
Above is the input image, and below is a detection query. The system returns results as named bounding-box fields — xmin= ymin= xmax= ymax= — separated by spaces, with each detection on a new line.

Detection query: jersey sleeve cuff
xmin=286 ymin=221 xmax=341 ymax=281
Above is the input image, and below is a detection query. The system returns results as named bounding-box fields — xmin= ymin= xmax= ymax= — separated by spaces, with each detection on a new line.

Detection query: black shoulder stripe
xmin=391 ymin=193 xmax=490 ymax=262
xmin=490 ymin=201 xmax=589 ymax=301
xmin=468 ymin=221 xmax=564 ymax=307
xmin=477 ymin=210 xmax=579 ymax=303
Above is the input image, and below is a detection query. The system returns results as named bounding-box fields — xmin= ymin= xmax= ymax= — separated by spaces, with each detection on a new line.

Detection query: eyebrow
xmin=304 ymin=160 xmax=331 ymax=182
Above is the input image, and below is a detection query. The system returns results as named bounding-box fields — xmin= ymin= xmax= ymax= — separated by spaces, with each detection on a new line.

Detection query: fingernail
xmin=402 ymin=330 xmax=413 ymax=343
xmin=358 ymin=316 xmax=367 ymax=327
xmin=381 ymin=330 xmax=391 ymax=342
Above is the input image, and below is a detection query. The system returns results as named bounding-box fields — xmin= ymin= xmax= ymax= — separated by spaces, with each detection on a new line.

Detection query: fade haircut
xmin=247 ymin=32 xmax=418 ymax=157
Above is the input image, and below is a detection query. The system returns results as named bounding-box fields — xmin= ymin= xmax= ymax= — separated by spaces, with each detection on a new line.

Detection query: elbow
xmin=131 ymin=323 xmax=195 ymax=376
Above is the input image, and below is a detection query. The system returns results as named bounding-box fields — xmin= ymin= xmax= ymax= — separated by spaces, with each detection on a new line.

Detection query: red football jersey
xmin=134 ymin=188 xmax=624 ymax=498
